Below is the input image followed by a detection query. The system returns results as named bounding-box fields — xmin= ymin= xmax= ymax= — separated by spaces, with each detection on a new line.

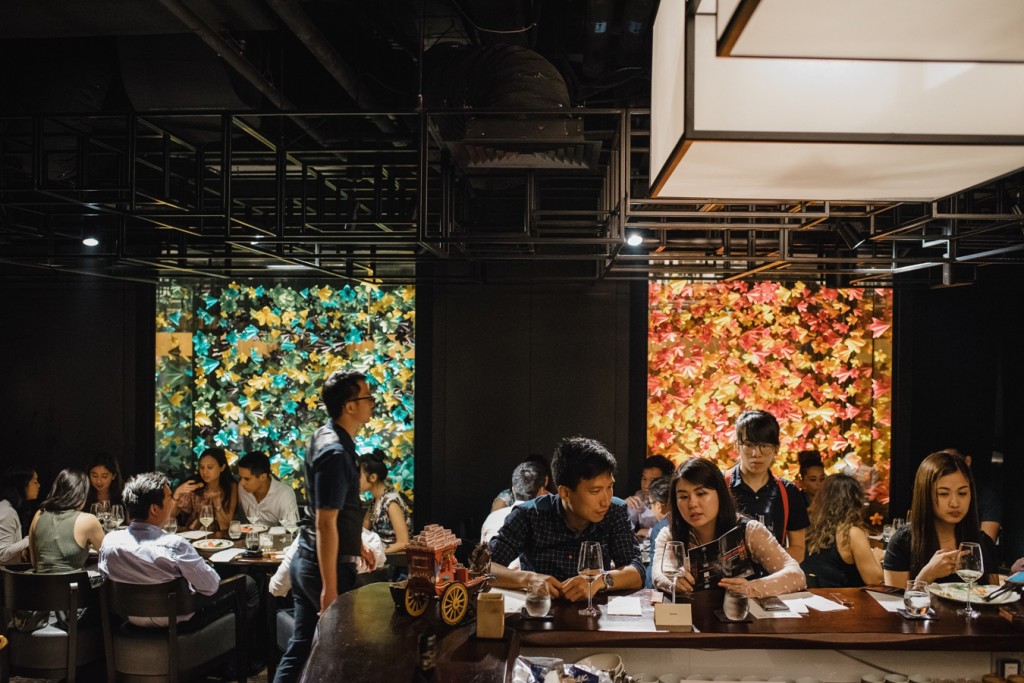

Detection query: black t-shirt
xmin=726 ymin=467 xmax=810 ymax=546
xmin=298 ymin=421 xmax=363 ymax=563
xmin=882 ymin=525 xmax=999 ymax=582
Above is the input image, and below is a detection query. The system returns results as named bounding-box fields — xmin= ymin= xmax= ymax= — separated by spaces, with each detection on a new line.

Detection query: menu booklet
xmin=689 ymin=524 xmax=754 ymax=591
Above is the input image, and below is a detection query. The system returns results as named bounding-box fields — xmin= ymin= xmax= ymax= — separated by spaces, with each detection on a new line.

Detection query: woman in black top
xmin=883 ymin=451 xmax=996 ymax=587
xmin=801 ymin=474 xmax=882 ymax=587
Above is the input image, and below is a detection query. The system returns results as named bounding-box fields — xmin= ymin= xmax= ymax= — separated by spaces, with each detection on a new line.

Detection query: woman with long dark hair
xmin=1 ymin=466 xmax=40 ymax=565
xmin=801 ymin=474 xmax=882 ymax=587
xmin=358 ymin=449 xmax=410 ymax=555
xmin=652 ymin=457 xmax=805 ymax=598
xmin=28 ymin=469 xmax=105 ymax=572
xmin=85 ymin=452 xmax=124 ymax=507
xmin=173 ymin=447 xmax=238 ymax=531
xmin=883 ymin=450 xmax=996 ymax=587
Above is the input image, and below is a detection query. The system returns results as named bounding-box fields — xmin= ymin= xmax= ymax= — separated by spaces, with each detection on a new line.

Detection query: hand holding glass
xmin=577 ymin=541 xmax=603 ymax=617
xmin=955 ymin=542 xmax=983 ymax=619
xmin=661 ymin=541 xmax=689 ymax=604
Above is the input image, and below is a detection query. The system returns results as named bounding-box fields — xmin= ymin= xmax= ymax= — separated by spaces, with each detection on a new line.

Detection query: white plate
xmin=178 ymin=529 xmax=211 ymax=540
xmin=192 ymin=539 xmax=236 ymax=551
xmin=927 ymin=582 xmax=1020 ymax=605
xmin=240 ymin=524 xmax=268 ymax=534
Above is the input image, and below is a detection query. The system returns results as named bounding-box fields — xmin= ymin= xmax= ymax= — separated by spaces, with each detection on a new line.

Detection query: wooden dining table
xmin=301 ymin=584 xmax=1024 ymax=683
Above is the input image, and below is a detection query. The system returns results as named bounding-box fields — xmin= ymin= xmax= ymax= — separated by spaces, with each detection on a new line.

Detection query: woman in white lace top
xmin=652 ymin=457 xmax=806 ymax=598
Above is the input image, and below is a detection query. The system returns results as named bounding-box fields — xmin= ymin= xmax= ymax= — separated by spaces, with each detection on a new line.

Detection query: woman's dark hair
xmin=359 ymin=449 xmax=389 ymax=482
xmin=192 ymin=447 xmax=237 ymax=495
xmin=669 ymin=457 xmax=742 ymax=548
xmin=1 ymin=466 xmax=35 ymax=507
xmin=85 ymin=452 xmax=124 ymax=506
xmin=39 ymin=469 xmax=91 ymax=513
xmin=798 ymin=450 xmax=824 ymax=477
xmin=908 ymin=450 xmax=981 ymax=576
xmin=806 ymin=474 xmax=864 ymax=554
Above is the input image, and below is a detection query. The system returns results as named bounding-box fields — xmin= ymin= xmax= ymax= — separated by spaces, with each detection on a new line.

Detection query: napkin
xmin=210 ymin=548 xmax=246 ymax=563
xmin=606 ymin=596 xmax=643 ymax=616
xmin=866 ymin=590 xmax=903 ymax=612
xmin=801 ymin=594 xmax=848 ymax=612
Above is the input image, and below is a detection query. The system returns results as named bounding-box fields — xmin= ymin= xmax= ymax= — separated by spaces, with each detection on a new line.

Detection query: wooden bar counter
xmin=301 ymin=584 xmax=1023 ymax=683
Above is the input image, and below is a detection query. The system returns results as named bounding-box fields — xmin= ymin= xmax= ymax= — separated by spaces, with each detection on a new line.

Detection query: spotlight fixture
xmin=835 ymin=222 xmax=867 ymax=251
xmin=626 ymin=232 xmax=644 ymax=246
xmin=82 ymin=237 xmax=99 ymax=247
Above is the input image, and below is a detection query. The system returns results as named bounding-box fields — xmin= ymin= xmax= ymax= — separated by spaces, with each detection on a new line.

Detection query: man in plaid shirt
xmin=488 ymin=436 xmax=644 ymax=602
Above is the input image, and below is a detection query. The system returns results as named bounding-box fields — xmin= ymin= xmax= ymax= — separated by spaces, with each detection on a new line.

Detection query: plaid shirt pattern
xmin=488 ymin=493 xmax=643 ymax=582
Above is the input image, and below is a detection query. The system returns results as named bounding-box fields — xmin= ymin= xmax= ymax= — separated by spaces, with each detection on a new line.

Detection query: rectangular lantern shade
xmin=650 ymin=5 xmax=1024 ymax=201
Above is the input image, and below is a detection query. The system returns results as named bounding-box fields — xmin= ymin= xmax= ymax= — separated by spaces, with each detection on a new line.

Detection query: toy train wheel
xmin=440 ymin=582 xmax=469 ymax=626
xmin=404 ymin=587 xmax=429 ymax=617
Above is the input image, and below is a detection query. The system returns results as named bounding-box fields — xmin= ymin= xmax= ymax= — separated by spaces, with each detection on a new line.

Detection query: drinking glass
xmin=723 ymin=585 xmax=750 ymax=621
xmin=281 ymin=512 xmax=299 ymax=541
xmin=525 ymin=578 xmax=552 ymax=617
xmin=245 ymin=530 xmax=261 ymax=552
xmin=661 ymin=540 xmax=688 ymax=604
xmin=903 ymin=579 xmax=931 ymax=616
xmin=91 ymin=501 xmax=110 ymax=528
xmin=881 ymin=524 xmax=895 ymax=544
xmin=198 ymin=503 xmax=214 ymax=534
xmin=228 ymin=520 xmax=242 ymax=540
xmin=107 ymin=504 xmax=124 ymax=530
xmin=892 ymin=517 xmax=906 ymax=529
xmin=577 ymin=541 xmax=603 ymax=617
xmin=955 ymin=541 xmax=983 ymax=619
xmin=162 ymin=516 xmax=178 ymax=535
xmin=259 ymin=533 xmax=274 ymax=554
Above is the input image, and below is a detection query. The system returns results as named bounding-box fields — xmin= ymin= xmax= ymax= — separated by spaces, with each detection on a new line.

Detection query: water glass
xmin=162 ymin=517 xmax=178 ymax=535
xmin=525 ymin=578 xmax=552 ymax=617
xmin=108 ymin=504 xmax=125 ymax=530
xmin=881 ymin=524 xmax=895 ymax=543
xmin=228 ymin=520 xmax=242 ymax=540
xmin=245 ymin=530 xmax=261 ymax=552
xmin=903 ymin=579 xmax=931 ymax=616
xmin=723 ymin=585 xmax=750 ymax=621
xmin=259 ymin=532 xmax=274 ymax=553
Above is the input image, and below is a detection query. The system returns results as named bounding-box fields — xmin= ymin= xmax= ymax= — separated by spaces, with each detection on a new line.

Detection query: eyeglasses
xmin=738 ymin=442 xmax=777 ymax=454
xmin=348 ymin=395 xmax=375 ymax=404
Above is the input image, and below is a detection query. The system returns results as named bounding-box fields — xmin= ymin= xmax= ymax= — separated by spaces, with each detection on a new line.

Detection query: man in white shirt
xmin=480 ymin=460 xmax=549 ymax=544
xmin=99 ymin=472 xmax=255 ymax=627
xmin=236 ymin=451 xmax=299 ymax=527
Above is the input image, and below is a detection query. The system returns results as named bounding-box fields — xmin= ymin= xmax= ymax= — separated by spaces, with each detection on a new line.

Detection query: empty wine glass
xmin=107 ymin=504 xmax=125 ymax=530
xmin=281 ymin=512 xmax=299 ymax=541
xmin=577 ymin=540 xmax=603 ymax=617
xmin=662 ymin=540 xmax=688 ymax=604
xmin=162 ymin=516 xmax=179 ymax=535
xmin=91 ymin=501 xmax=110 ymax=528
xmin=955 ymin=541 xmax=983 ymax=619
xmin=198 ymin=503 xmax=214 ymax=534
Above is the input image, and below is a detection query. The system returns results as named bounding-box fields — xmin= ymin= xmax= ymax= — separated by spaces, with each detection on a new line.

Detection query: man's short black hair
xmin=512 ymin=461 xmax=547 ymax=501
xmin=648 ymin=475 xmax=672 ymax=506
xmin=322 ymin=370 xmax=366 ymax=420
xmin=643 ymin=455 xmax=674 ymax=476
xmin=551 ymin=436 xmax=617 ymax=491
xmin=237 ymin=451 xmax=272 ymax=478
xmin=735 ymin=410 xmax=780 ymax=446
xmin=122 ymin=472 xmax=170 ymax=521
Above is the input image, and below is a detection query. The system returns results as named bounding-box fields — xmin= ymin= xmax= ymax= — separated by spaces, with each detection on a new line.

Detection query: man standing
xmin=274 ymin=370 xmax=376 ymax=683
xmin=726 ymin=410 xmax=810 ymax=562
xmin=487 ymin=436 xmax=643 ymax=602
xmin=99 ymin=472 xmax=256 ymax=627
xmin=237 ymin=451 xmax=299 ymax=527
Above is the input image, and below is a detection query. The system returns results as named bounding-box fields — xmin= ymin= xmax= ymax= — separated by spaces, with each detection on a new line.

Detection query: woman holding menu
xmin=652 ymin=457 xmax=806 ymax=598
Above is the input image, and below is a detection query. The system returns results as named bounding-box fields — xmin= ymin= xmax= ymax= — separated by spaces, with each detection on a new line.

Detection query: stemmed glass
xmin=281 ymin=512 xmax=299 ymax=542
xmin=662 ymin=541 xmax=689 ymax=604
xmin=955 ymin=541 xmax=984 ymax=619
xmin=107 ymin=504 xmax=125 ymax=530
xmin=91 ymin=501 xmax=110 ymax=528
xmin=577 ymin=541 xmax=604 ymax=617
xmin=198 ymin=503 xmax=215 ymax=535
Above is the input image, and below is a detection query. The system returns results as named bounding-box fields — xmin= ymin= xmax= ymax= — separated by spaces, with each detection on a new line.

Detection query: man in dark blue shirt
xmin=275 ymin=370 xmax=376 ymax=683
xmin=726 ymin=410 xmax=810 ymax=562
xmin=488 ymin=437 xmax=643 ymax=602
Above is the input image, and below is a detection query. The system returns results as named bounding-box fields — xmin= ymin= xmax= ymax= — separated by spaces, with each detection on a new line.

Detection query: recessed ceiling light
xmin=83 ymin=237 xmax=99 ymax=247
xmin=626 ymin=233 xmax=643 ymax=246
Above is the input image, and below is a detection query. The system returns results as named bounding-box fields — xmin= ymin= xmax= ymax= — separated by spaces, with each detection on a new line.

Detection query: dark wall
xmin=0 ymin=279 xmax=155 ymax=483
xmin=418 ymin=280 xmax=644 ymax=543
xmin=891 ymin=267 xmax=1024 ymax=565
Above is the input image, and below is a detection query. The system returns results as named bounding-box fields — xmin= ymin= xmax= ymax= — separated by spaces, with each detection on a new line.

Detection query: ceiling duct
xmin=424 ymin=43 xmax=600 ymax=171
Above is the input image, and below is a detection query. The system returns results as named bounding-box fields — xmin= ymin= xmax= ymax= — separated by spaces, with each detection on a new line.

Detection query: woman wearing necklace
xmin=173 ymin=447 xmax=238 ymax=532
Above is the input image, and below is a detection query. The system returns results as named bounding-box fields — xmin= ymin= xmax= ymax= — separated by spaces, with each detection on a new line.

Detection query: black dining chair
xmin=0 ymin=567 xmax=105 ymax=683
xmin=100 ymin=575 xmax=247 ymax=683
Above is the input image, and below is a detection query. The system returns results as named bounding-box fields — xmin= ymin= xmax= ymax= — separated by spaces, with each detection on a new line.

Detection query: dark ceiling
xmin=1 ymin=0 xmax=1023 ymax=286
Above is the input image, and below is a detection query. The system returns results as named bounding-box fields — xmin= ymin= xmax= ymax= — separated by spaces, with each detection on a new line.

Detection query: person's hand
xmin=320 ymin=586 xmax=338 ymax=615
xmin=558 ymin=574 xmax=604 ymax=602
xmin=174 ymin=480 xmax=202 ymax=500
xmin=625 ymin=495 xmax=644 ymax=510
xmin=920 ymin=548 xmax=960 ymax=583
xmin=718 ymin=576 xmax=754 ymax=595
xmin=360 ymin=543 xmax=377 ymax=571
xmin=667 ymin=568 xmax=695 ymax=594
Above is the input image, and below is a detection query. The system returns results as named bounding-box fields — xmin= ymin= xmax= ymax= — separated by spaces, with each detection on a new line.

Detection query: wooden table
xmin=302 ymin=585 xmax=1023 ymax=683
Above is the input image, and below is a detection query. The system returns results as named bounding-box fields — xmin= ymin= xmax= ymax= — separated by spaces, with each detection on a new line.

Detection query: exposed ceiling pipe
xmin=263 ymin=0 xmax=399 ymax=136
xmin=155 ymin=0 xmax=328 ymax=146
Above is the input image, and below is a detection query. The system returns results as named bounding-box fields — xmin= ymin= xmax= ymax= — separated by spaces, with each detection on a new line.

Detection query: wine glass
xmin=107 ymin=504 xmax=125 ymax=530
xmin=577 ymin=541 xmax=604 ymax=617
xmin=955 ymin=541 xmax=983 ymax=619
xmin=661 ymin=540 xmax=688 ymax=604
xmin=281 ymin=512 xmax=299 ymax=542
xmin=198 ymin=503 xmax=215 ymax=534
xmin=91 ymin=501 xmax=110 ymax=528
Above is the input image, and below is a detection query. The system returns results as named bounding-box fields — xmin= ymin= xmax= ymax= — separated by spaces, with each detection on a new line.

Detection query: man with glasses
xmin=275 ymin=370 xmax=377 ymax=683
xmin=726 ymin=410 xmax=810 ymax=562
